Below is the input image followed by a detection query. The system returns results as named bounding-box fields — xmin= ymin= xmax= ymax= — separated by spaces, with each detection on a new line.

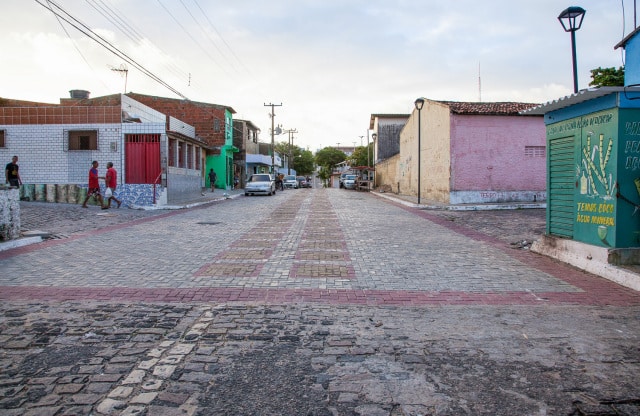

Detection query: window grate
xmin=525 ymin=146 xmax=546 ymax=157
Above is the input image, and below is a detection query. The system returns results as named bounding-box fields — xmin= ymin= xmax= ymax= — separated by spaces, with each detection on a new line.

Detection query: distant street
xmin=1 ymin=188 xmax=639 ymax=415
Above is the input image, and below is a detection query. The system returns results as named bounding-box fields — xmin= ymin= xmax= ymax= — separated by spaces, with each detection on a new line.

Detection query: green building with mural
xmin=526 ymin=27 xmax=640 ymax=285
xmin=543 ymin=98 xmax=640 ymax=248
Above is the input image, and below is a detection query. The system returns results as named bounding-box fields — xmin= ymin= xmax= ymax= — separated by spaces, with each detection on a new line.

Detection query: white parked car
xmin=343 ymin=175 xmax=357 ymax=190
xmin=245 ymin=174 xmax=276 ymax=196
xmin=283 ymin=175 xmax=298 ymax=189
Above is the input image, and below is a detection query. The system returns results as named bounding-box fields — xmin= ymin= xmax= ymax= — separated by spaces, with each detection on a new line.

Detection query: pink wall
xmin=450 ymin=114 xmax=546 ymax=191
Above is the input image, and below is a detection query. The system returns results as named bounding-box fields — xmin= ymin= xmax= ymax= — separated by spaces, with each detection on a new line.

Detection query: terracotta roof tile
xmin=437 ymin=101 xmax=541 ymax=115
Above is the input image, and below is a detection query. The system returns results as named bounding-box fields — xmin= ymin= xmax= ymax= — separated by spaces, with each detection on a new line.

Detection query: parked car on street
xmin=339 ymin=172 xmax=352 ymax=188
xmin=297 ymin=176 xmax=311 ymax=188
xmin=244 ymin=174 xmax=276 ymax=196
xmin=283 ymin=175 xmax=298 ymax=189
xmin=343 ymin=174 xmax=357 ymax=190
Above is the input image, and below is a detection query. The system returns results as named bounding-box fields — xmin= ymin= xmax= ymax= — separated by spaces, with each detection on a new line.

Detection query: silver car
xmin=343 ymin=174 xmax=357 ymax=190
xmin=283 ymin=175 xmax=298 ymax=189
xmin=245 ymin=174 xmax=276 ymax=196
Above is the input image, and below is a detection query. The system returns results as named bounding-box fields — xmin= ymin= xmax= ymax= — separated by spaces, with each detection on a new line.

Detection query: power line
xmin=86 ymin=0 xmax=195 ymax=89
xmin=179 ymin=0 xmax=237 ymax=73
xmin=44 ymin=0 xmax=112 ymax=94
xmin=35 ymin=0 xmax=189 ymax=99
xmin=156 ymin=0 xmax=232 ymax=79
xmin=191 ymin=0 xmax=253 ymax=77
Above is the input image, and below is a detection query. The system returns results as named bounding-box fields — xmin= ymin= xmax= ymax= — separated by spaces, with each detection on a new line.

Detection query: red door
xmin=125 ymin=134 xmax=161 ymax=184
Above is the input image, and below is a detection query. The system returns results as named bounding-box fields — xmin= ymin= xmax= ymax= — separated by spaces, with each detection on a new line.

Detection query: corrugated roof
xmin=520 ymin=87 xmax=640 ymax=115
xmin=437 ymin=101 xmax=540 ymax=115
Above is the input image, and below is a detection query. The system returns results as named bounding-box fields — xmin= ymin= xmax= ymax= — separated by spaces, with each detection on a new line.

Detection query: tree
xmin=317 ymin=166 xmax=332 ymax=188
xmin=349 ymin=144 xmax=374 ymax=167
xmin=274 ymin=141 xmax=315 ymax=175
xmin=589 ymin=66 xmax=625 ymax=87
xmin=295 ymin=149 xmax=315 ymax=176
xmin=315 ymin=147 xmax=347 ymax=169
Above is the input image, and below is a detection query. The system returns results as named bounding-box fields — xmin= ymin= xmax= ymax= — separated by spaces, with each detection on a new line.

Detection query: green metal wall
xmin=547 ymin=107 xmax=640 ymax=248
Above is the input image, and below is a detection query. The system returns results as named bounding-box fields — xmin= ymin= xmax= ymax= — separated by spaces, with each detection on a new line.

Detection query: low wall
xmin=0 ymin=187 xmax=20 ymax=241
xmin=17 ymin=184 xmax=162 ymax=207
xmin=450 ymin=190 xmax=547 ymax=204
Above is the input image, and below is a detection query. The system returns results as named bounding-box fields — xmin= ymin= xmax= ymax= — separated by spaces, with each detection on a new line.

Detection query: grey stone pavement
xmin=0 ymin=188 xmax=639 ymax=415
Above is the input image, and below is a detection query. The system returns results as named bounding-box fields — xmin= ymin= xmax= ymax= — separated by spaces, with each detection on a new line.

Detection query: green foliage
xmin=589 ymin=66 xmax=625 ymax=87
xmin=349 ymin=144 xmax=374 ymax=167
xmin=315 ymin=147 xmax=347 ymax=169
xmin=317 ymin=166 xmax=332 ymax=188
xmin=295 ymin=149 xmax=315 ymax=176
xmin=274 ymin=141 xmax=315 ymax=175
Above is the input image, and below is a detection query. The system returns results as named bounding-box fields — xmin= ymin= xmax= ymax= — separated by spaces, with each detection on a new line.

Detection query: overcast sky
xmin=1 ymin=0 xmax=636 ymax=150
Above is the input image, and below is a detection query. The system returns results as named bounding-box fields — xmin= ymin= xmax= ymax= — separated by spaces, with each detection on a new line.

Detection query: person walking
xmin=81 ymin=160 xmax=106 ymax=209
xmin=5 ymin=155 xmax=22 ymax=187
xmin=104 ymin=162 xmax=122 ymax=208
xmin=208 ymin=169 xmax=217 ymax=192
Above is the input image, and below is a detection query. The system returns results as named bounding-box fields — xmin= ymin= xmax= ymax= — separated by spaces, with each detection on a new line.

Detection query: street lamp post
xmin=371 ymin=133 xmax=377 ymax=186
xmin=558 ymin=6 xmax=586 ymax=93
xmin=414 ymin=98 xmax=425 ymax=205
xmin=366 ymin=131 xmax=370 ymax=168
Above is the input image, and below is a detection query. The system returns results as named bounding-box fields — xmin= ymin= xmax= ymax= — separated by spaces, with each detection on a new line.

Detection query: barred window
xmin=0 ymin=130 xmax=5 ymax=148
xmin=525 ymin=146 xmax=545 ymax=157
xmin=69 ymin=130 xmax=98 ymax=150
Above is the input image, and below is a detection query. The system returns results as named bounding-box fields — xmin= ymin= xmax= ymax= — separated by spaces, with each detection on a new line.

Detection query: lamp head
xmin=558 ymin=6 xmax=586 ymax=32
xmin=372 ymin=133 xmax=377 ymax=140
xmin=414 ymin=97 xmax=425 ymax=111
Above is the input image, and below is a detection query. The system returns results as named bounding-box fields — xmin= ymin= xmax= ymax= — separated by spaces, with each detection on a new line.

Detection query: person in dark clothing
xmin=208 ymin=169 xmax=217 ymax=192
xmin=5 ymin=155 xmax=22 ymax=187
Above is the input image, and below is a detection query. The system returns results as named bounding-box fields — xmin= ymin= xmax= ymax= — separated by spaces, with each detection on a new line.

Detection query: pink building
xmin=390 ymin=99 xmax=546 ymax=204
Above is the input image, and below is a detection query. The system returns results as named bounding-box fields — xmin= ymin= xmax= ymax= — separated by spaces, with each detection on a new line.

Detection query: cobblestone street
xmin=1 ymin=188 xmax=639 ymax=415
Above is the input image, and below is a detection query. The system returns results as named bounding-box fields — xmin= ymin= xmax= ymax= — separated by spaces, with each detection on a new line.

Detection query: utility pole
xmin=264 ymin=102 xmax=282 ymax=175
xmin=283 ymin=128 xmax=298 ymax=175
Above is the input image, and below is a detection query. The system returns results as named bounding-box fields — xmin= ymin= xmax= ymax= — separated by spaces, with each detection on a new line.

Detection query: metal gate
xmin=125 ymin=134 xmax=161 ymax=184
xmin=548 ymin=136 xmax=575 ymax=238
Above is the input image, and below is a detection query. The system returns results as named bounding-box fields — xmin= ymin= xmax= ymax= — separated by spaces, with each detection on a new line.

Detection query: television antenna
xmin=109 ymin=63 xmax=128 ymax=93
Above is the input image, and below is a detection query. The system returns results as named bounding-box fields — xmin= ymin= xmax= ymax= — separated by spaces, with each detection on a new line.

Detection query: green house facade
xmin=541 ymin=91 xmax=640 ymax=248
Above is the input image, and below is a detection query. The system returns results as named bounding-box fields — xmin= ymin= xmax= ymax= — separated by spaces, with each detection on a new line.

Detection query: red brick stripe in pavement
xmin=0 ymin=286 xmax=638 ymax=306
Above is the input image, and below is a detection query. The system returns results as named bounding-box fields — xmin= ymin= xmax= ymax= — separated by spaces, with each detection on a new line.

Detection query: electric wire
xmin=44 ymin=0 xmax=112 ymax=94
xmin=85 ymin=0 xmax=195 ymax=89
xmin=85 ymin=0 xmax=142 ymax=45
xmin=156 ymin=0 xmax=233 ymax=79
xmin=179 ymin=0 xmax=233 ymax=71
xmin=35 ymin=0 xmax=188 ymax=99
xmin=190 ymin=0 xmax=253 ymax=76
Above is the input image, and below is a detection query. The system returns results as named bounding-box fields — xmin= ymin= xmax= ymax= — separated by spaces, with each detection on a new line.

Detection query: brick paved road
xmin=1 ymin=188 xmax=639 ymax=415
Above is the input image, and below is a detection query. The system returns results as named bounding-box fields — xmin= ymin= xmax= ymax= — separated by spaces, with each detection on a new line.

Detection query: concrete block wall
xmin=0 ymin=188 xmax=20 ymax=241
xmin=0 ymin=123 xmax=121 ymax=184
xmin=18 ymin=183 xmax=161 ymax=207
